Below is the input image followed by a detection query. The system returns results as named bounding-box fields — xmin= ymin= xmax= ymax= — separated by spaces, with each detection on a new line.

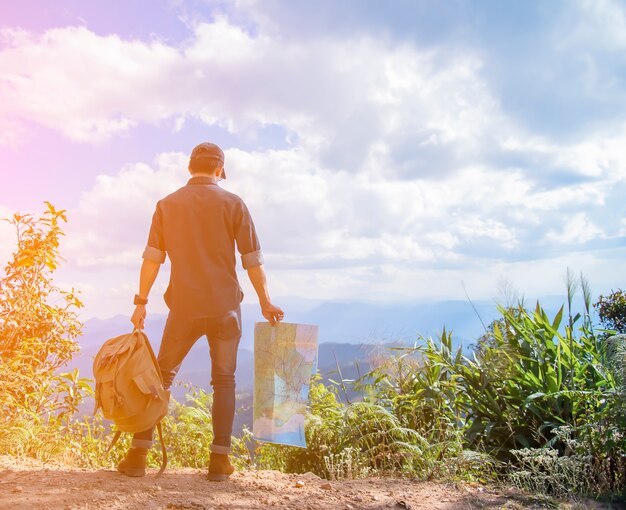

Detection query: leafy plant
xmin=0 ymin=203 xmax=83 ymax=416
xmin=595 ymin=289 xmax=626 ymax=334
xmin=153 ymin=385 xmax=215 ymax=468
xmin=450 ymin=278 xmax=613 ymax=457
xmin=0 ymin=203 xmax=85 ymax=458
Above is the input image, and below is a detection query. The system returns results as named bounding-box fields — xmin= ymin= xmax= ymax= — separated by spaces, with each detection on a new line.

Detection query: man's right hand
xmin=130 ymin=304 xmax=147 ymax=330
xmin=262 ymin=302 xmax=284 ymax=325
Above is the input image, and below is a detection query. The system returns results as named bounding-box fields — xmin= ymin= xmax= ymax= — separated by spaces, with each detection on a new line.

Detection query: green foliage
xmin=0 ymin=367 xmax=95 ymax=462
xmin=364 ymin=331 xmax=464 ymax=443
xmin=153 ymin=385 xmax=215 ymax=468
xmin=0 ymin=203 xmax=82 ymax=423
xmin=595 ymin=289 xmax=626 ymax=334
xmin=251 ymin=377 xmax=423 ymax=478
xmin=412 ymin=274 xmax=626 ymax=495
xmin=459 ymin=299 xmax=612 ymax=455
xmin=509 ymin=422 xmax=626 ymax=498
xmin=253 ymin=376 xmax=435 ymax=479
xmin=13 ymin=386 xmax=217 ymax=470
xmin=253 ymin=346 xmax=496 ymax=482
xmin=281 ymin=272 xmax=624 ymax=494
xmin=355 ymin=331 xmax=498 ymax=482
xmin=0 ymin=203 xmax=85 ymax=457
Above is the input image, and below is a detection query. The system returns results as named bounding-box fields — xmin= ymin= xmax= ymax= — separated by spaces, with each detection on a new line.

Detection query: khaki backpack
xmin=93 ymin=329 xmax=170 ymax=475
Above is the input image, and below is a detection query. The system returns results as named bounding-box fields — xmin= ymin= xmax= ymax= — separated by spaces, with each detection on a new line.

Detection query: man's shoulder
xmin=158 ymin=184 xmax=246 ymax=207
xmin=158 ymin=185 xmax=188 ymax=204
xmin=216 ymin=186 xmax=246 ymax=204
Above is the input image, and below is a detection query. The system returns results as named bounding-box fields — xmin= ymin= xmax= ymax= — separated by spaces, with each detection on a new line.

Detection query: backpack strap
xmin=156 ymin=421 xmax=168 ymax=477
xmin=136 ymin=329 xmax=168 ymax=476
xmin=105 ymin=428 xmax=122 ymax=455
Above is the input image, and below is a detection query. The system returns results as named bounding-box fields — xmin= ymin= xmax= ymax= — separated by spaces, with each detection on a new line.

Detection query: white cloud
xmin=5 ymin=15 xmax=624 ymax=185
xmin=63 ymin=152 xmax=188 ymax=268
xmin=0 ymin=18 xmax=503 ymax=174
xmin=3 ymin=12 xmax=625 ymax=316
xmin=545 ymin=212 xmax=605 ymax=245
xmin=59 ymin=143 xmax=622 ymax=315
xmin=0 ymin=26 xmax=175 ymax=141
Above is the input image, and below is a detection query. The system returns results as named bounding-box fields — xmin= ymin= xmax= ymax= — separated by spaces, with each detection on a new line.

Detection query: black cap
xmin=189 ymin=142 xmax=226 ymax=179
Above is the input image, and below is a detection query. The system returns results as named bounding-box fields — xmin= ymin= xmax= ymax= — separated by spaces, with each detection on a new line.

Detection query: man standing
xmin=118 ymin=142 xmax=284 ymax=480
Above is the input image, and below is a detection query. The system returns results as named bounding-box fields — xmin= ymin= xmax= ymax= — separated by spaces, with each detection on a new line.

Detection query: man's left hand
xmin=261 ymin=302 xmax=284 ymax=325
xmin=131 ymin=304 xmax=147 ymax=330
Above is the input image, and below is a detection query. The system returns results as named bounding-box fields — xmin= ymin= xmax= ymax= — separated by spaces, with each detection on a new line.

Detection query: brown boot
xmin=207 ymin=452 xmax=235 ymax=481
xmin=117 ymin=447 xmax=148 ymax=477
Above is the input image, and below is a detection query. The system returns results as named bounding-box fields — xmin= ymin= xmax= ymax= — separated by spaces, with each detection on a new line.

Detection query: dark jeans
xmin=132 ymin=306 xmax=242 ymax=455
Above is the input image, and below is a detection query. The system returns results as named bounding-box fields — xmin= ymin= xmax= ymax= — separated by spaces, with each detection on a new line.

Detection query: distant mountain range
xmin=70 ymin=297 xmax=503 ymax=384
xmin=70 ymin=295 xmax=591 ymax=432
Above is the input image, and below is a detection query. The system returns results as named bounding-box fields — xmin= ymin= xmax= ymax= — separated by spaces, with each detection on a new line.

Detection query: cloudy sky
xmin=1 ymin=0 xmax=625 ymax=319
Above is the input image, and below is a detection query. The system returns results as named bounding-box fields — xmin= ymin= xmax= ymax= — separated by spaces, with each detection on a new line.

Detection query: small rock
xmin=353 ymin=496 xmax=363 ymax=502
xmin=320 ymin=482 xmax=333 ymax=490
xmin=13 ymin=486 xmax=23 ymax=493
xmin=395 ymin=502 xmax=412 ymax=510
xmin=295 ymin=480 xmax=305 ymax=488
xmin=302 ymin=471 xmax=321 ymax=480
xmin=372 ymin=495 xmax=379 ymax=501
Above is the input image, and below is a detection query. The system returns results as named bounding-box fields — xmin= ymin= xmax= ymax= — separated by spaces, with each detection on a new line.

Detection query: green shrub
xmin=456 ymin=296 xmax=612 ymax=456
xmin=595 ymin=289 xmax=626 ymax=334
xmin=153 ymin=385 xmax=215 ymax=469
xmin=0 ymin=204 xmax=85 ymax=459
xmin=355 ymin=331 xmax=497 ymax=482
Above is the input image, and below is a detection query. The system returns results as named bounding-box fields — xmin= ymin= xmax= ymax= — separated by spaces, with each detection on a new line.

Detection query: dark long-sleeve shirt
xmin=142 ymin=175 xmax=263 ymax=317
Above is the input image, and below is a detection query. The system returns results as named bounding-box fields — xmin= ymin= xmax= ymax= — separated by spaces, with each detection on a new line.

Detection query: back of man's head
xmin=188 ymin=142 xmax=227 ymax=178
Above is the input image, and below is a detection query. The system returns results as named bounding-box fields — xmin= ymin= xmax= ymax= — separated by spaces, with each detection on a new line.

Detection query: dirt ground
xmin=0 ymin=456 xmax=622 ymax=510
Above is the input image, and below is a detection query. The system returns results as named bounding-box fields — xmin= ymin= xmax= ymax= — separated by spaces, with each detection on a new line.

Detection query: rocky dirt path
xmin=0 ymin=456 xmax=620 ymax=510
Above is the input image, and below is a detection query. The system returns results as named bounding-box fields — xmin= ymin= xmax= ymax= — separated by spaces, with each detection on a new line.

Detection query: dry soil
xmin=0 ymin=455 xmax=621 ymax=510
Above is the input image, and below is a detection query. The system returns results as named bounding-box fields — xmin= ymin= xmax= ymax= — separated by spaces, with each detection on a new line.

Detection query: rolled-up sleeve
xmin=241 ymin=249 xmax=263 ymax=269
xmin=234 ymin=200 xmax=263 ymax=269
xmin=142 ymin=201 xmax=167 ymax=264
xmin=143 ymin=245 xmax=166 ymax=264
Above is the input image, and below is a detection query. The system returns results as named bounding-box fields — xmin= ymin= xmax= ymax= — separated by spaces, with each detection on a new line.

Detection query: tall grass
xmin=248 ymin=275 xmax=625 ymax=496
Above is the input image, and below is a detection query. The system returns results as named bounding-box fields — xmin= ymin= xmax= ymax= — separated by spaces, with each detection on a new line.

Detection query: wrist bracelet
xmin=134 ymin=294 xmax=148 ymax=305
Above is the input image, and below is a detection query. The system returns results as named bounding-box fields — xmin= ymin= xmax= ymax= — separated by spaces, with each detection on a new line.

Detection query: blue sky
xmin=0 ymin=0 xmax=625 ymax=319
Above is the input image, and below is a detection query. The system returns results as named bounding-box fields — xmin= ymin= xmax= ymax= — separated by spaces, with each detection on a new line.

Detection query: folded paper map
xmin=253 ymin=322 xmax=319 ymax=448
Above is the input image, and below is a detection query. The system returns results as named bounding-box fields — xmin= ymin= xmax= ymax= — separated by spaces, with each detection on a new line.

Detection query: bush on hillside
xmin=0 ymin=203 xmax=87 ymax=455
xmin=595 ymin=289 xmax=626 ymax=334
